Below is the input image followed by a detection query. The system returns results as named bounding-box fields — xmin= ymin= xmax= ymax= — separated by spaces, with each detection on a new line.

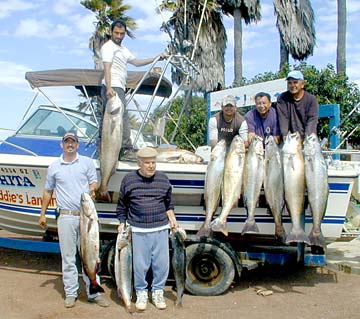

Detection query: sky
xmin=0 ymin=0 xmax=359 ymax=141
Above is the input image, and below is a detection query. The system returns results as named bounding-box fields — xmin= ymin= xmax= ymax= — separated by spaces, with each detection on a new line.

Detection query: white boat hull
xmin=0 ymin=154 xmax=357 ymax=240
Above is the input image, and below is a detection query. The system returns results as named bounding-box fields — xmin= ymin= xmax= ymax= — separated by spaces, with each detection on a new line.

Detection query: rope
xmin=191 ymin=0 xmax=208 ymax=61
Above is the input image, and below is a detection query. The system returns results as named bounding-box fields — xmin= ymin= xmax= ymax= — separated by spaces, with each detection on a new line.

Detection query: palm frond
xmin=274 ymin=0 xmax=316 ymax=60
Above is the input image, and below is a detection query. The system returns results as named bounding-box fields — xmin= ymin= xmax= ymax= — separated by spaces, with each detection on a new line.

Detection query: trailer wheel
xmin=185 ymin=243 xmax=235 ymax=296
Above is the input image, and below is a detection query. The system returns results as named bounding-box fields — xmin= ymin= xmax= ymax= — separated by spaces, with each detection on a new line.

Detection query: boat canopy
xmin=25 ymin=69 xmax=172 ymax=98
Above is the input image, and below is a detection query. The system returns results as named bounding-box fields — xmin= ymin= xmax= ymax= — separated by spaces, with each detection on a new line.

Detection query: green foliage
xmin=298 ymin=63 xmax=360 ymax=147
xmin=152 ymin=95 xmax=207 ymax=150
xmin=81 ymin=0 xmax=136 ymax=34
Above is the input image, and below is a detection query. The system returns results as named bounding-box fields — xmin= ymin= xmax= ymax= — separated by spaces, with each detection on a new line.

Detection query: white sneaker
xmin=152 ymin=290 xmax=166 ymax=310
xmin=135 ymin=290 xmax=148 ymax=311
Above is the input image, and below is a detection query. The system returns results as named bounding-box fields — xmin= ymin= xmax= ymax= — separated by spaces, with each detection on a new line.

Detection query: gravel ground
xmin=1 ymin=244 xmax=360 ymax=319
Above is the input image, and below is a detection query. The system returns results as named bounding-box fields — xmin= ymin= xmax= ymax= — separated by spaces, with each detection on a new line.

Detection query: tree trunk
xmin=336 ymin=0 xmax=346 ymax=75
xmin=233 ymin=8 xmax=243 ymax=87
xmin=279 ymin=36 xmax=289 ymax=71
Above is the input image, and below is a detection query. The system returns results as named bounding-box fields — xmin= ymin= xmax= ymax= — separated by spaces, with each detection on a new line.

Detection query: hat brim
xmin=62 ymin=137 xmax=78 ymax=142
xmin=286 ymin=77 xmax=304 ymax=81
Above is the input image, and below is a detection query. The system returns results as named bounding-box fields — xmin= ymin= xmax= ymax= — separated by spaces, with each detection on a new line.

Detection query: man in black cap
xmin=116 ymin=147 xmax=178 ymax=311
xmin=39 ymin=132 xmax=110 ymax=308
xmin=208 ymin=95 xmax=248 ymax=148
xmin=276 ymin=70 xmax=319 ymax=140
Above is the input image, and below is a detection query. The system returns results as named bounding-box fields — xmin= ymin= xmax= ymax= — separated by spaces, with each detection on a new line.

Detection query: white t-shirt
xmin=100 ymin=40 xmax=136 ymax=89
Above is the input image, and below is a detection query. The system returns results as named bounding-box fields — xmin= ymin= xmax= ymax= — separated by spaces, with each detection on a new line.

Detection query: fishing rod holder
xmin=167 ymin=54 xmax=199 ymax=80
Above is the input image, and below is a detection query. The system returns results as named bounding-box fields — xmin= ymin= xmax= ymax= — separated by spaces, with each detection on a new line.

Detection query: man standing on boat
xmin=38 ymin=132 xmax=110 ymax=309
xmin=208 ymin=95 xmax=248 ymax=149
xmin=116 ymin=147 xmax=178 ymax=311
xmin=276 ymin=70 xmax=318 ymax=140
xmin=245 ymin=92 xmax=281 ymax=145
xmin=100 ymin=19 xmax=165 ymax=157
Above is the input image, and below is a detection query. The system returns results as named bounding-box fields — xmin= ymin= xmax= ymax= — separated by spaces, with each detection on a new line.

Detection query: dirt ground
xmin=1 ymin=244 xmax=360 ymax=319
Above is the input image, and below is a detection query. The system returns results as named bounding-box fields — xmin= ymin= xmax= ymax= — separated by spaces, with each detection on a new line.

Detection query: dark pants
xmin=100 ymin=85 xmax=132 ymax=149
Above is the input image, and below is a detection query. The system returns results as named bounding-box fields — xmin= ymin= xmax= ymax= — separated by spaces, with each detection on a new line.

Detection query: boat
xmin=0 ymin=68 xmax=358 ymax=243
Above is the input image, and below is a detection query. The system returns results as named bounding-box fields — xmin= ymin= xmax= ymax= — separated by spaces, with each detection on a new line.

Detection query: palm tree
xmin=218 ymin=0 xmax=261 ymax=86
xmin=273 ymin=0 xmax=316 ymax=71
xmin=81 ymin=0 xmax=136 ymax=69
xmin=159 ymin=0 xmax=227 ymax=92
xmin=336 ymin=0 xmax=346 ymax=75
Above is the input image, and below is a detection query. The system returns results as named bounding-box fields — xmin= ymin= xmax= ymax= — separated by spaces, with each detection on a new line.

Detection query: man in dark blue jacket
xmin=276 ymin=70 xmax=318 ymax=141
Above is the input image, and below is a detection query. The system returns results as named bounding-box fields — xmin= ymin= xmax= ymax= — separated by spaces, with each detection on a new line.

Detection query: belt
xmin=60 ymin=209 xmax=80 ymax=216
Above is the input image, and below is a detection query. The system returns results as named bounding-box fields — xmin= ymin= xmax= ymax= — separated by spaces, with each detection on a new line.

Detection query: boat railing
xmin=130 ymin=54 xmax=199 ymax=148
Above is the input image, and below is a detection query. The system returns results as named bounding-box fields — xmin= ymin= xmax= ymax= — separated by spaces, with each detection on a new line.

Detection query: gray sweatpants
xmin=132 ymin=229 xmax=170 ymax=292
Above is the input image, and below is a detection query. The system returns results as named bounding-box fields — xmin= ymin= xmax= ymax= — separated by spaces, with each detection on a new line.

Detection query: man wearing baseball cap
xmin=208 ymin=95 xmax=248 ymax=148
xmin=116 ymin=147 xmax=178 ymax=311
xmin=62 ymin=132 xmax=78 ymax=142
xmin=276 ymin=70 xmax=319 ymax=140
xmin=39 ymin=131 xmax=110 ymax=308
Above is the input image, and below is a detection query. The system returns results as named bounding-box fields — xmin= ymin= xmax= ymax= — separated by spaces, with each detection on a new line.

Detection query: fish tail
xmin=196 ymin=224 xmax=213 ymax=238
xmin=241 ymin=219 xmax=259 ymax=235
xmin=274 ymin=225 xmax=287 ymax=244
xmin=210 ymin=218 xmax=229 ymax=236
xmin=308 ymin=228 xmax=326 ymax=248
xmin=96 ymin=191 xmax=112 ymax=203
xmin=89 ymin=281 xmax=105 ymax=295
xmin=286 ymin=228 xmax=310 ymax=245
xmin=175 ymin=299 xmax=183 ymax=307
xmin=125 ymin=302 xmax=135 ymax=313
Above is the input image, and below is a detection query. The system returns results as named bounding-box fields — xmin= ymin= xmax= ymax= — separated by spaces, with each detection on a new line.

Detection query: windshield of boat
xmin=17 ymin=107 xmax=97 ymax=139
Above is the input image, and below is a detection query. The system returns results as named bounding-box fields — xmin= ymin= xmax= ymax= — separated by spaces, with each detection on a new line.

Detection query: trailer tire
xmin=185 ymin=243 xmax=235 ymax=296
xmin=106 ymin=243 xmax=116 ymax=282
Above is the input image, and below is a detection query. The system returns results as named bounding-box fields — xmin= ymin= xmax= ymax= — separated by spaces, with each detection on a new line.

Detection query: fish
xmin=79 ymin=192 xmax=104 ymax=295
xmin=242 ymin=135 xmax=264 ymax=234
xmin=170 ymin=228 xmax=186 ymax=307
xmin=264 ymin=135 xmax=287 ymax=243
xmin=156 ymin=148 xmax=204 ymax=164
xmin=98 ymin=93 xmax=124 ymax=202
xmin=211 ymin=136 xmax=246 ymax=236
xmin=114 ymin=225 xmax=134 ymax=312
xmin=303 ymin=133 xmax=329 ymax=248
xmin=282 ymin=132 xmax=310 ymax=244
xmin=196 ymin=139 xmax=226 ymax=237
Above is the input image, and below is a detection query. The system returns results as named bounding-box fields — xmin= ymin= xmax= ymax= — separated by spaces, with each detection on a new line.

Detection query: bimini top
xmin=25 ymin=68 xmax=172 ymax=98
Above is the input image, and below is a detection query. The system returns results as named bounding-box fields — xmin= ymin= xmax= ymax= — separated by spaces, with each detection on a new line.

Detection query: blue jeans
xmin=132 ymin=229 xmax=170 ymax=292
xmin=57 ymin=214 xmax=101 ymax=299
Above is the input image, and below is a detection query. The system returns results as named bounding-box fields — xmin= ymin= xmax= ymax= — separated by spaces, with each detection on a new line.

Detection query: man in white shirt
xmin=100 ymin=19 xmax=165 ymax=155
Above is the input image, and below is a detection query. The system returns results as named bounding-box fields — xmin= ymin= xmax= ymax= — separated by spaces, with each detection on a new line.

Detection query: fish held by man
xmin=79 ymin=192 xmax=104 ymax=295
xmin=196 ymin=139 xmax=226 ymax=237
xmin=98 ymin=93 xmax=124 ymax=202
xmin=114 ymin=225 xmax=134 ymax=312
xmin=282 ymin=132 xmax=310 ymax=244
xmin=211 ymin=136 xmax=246 ymax=236
xmin=170 ymin=227 xmax=187 ymax=307
xmin=156 ymin=148 xmax=204 ymax=164
xmin=264 ymin=135 xmax=286 ymax=243
xmin=303 ymin=133 xmax=329 ymax=248
xmin=242 ymin=135 xmax=264 ymax=234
